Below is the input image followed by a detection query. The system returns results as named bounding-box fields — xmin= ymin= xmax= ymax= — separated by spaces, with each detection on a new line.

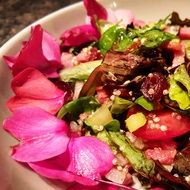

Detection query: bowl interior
xmin=1 ymin=0 xmax=190 ymax=189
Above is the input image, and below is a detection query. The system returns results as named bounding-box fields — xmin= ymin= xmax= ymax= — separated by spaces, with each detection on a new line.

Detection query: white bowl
xmin=1 ymin=0 xmax=190 ymax=189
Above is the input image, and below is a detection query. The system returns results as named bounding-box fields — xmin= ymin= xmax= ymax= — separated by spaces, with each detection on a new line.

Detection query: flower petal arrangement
xmin=2 ymin=0 xmax=190 ymax=190
xmin=4 ymin=25 xmax=61 ymax=78
xmin=7 ymin=68 xmax=66 ymax=114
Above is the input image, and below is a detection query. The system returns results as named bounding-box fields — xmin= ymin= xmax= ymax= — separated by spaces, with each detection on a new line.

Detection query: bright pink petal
xmin=29 ymin=136 xmax=114 ymax=185
xmin=11 ymin=68 xmax=63 ymax=99
xmin=7 ymin=96 xmax=63 ymax=114
xmin=29 ymin=153 xmax=97 ymax=186
xmin=83 ymin=0 xmax=107 ymax=20
xmin=4 ymin=25 xmax=61 ymax=77
xmin=12 ymin=132 xmax=69 ymax=162
xmin=3 ymin=55 xmax=17 ymax=68
xmin=114 ymin=9 xmax=134 ymax=26
xmin=67 ymin=137 xmax=114 ymax=180
xmin=67 ymin=183 xmax=119 ymax=190
xmin=3 ymin=106 xmax=69 ymax=140
xmin=61 ymin=24 xmax=99 ymax=47
xmin=7 ymin=68 xmax=65 ymax=114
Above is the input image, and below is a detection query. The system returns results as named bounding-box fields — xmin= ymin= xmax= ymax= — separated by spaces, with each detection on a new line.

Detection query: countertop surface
xmin=0 ymin=0 xmax=81 ymax=47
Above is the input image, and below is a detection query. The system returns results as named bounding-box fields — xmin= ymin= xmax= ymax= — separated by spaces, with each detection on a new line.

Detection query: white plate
xmin=0 ymin=0 xmax=190 ymax=189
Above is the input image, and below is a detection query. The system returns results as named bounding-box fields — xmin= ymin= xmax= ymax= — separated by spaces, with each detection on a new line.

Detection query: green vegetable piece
xmin=113 ymin=28 xmax=133 ymax=52
xmin=57 ymin=96 xmax=100 ymax=119
xmin=109 ymin=132 xmax=155 ymax=177
xmin=135 ymin=96 xmax=154 ymax=111
xmin=168 ymin=77 xmax=190 ymax=110
xmin=143 ymin=29 xmax=175 ymax=48
xmin=97 ymin=130 xmax=113 ymax=145
xmin=59 ymin=60 xmax=102 ymax=82
xmin=97 ymin=130 xmax=118 ymax=152
xmin=111 ymin=96 xmax=133 ymax=114
xmin=99 ymin=25 xmax=118 ymax=55
xmin=130 ymin=14 xmax=170 ymax=36
xmin=85 ymin=105 xmax=113 ymax=133
xmin=183 ymin=40 xmax=190 ymax=60
xmin=105 ymin=119 xmax=120 ymax=132
xmin=125 ymin=112 xmax=147 ymax=132
xmin=174 ymin=64 xmax=190 ymax=95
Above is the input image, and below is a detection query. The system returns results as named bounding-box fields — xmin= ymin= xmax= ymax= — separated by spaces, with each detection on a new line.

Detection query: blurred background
xmin=0 ymin=0 xmax=81 ymax=46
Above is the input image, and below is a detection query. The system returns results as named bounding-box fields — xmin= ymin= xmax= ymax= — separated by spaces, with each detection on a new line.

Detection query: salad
xmin=2 ymin=0 xmax=190 ymax=189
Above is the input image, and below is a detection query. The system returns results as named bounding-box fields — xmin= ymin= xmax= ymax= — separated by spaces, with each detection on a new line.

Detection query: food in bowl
xmin=2 ymin=0 xmax=190 ymax=189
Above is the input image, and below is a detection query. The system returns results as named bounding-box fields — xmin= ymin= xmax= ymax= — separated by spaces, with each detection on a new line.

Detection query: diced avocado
xmin=125 ymin=112 xmax=147 ymax=132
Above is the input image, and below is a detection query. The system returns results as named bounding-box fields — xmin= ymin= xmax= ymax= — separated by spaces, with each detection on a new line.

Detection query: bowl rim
xmin=0 ymin=1 xmax=83 ymax=60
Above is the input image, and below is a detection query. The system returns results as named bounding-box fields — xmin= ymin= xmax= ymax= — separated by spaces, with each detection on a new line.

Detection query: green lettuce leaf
xmin=57 ymin=96 xmax=100 ymax=119
xmin=59 ymin=60 xmax=102 ymax=82
xmin=168 ymin=77 xmax=190 ymax=110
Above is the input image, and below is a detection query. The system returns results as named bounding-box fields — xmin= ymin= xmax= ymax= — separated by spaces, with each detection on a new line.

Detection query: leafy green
xmin=59 ymin=60 xmax=102 ymax=82
xmin=57 ymin=96 xmax=100 ymax=119
xmin=109 ymin=132 xmax=155 ymax=177
xmin=113 ymin=28 xmax=133 ymax=52
xmin=111 ymin=96 xmax=133 ymax=114
xmin=130 ymin=14 xmax=170 ymax=36
xmin=135 ymin=96 xmax=154 ymax=111
xmin=174 ymin=64 xmax=190 ymax=95
xmin=104 ymin=119 xmax=120 ymax=132
xmin=98 ymin=25 xmax=118 ymax=55
xmin=168 ymin=65 xmax=190 ymax=110
xmin=168 ymin=77 xmax=190 ymax=110
xmin=142 ymin=29 xmax=175 ymax=48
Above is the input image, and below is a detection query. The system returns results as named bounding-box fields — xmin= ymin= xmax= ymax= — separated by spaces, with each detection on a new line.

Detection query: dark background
xmin=0 ymin=0 xmax=81 ymax=46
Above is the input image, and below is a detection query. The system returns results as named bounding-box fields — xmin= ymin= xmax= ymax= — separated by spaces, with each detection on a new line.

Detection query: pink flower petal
xmin=61 ymin=24 xmax=99 ymax=47
xmin=7 ymin=68 xmax=65 ymax=114
xmin=28 ymin=136 xmax=114 ymax=185
xmin=12 ymin=132 xmax=70 ymax=162
xmin=3 ymin=106 xmax=69 ymax=140
xmin=83 ymin=0 xmax=107 ymax=20
xmin=114 ymin=9 xmax=134 ymax=26
xmin=4 ymin=25 xmax=61 ymax=78
xmin=7 ymin=96 xmax=63 ymax=114
xmin=3 ymin=55 xmax=17 ymax=68
xmin=29 ymin=153 xmax=97 ymax=186
xmin=67 ymin=137 xmax=114 ymax=180
xmin=3 ymin=107 xmax=70 ymax=162
xmin=67 ymin=183 xmax=119 ymax=190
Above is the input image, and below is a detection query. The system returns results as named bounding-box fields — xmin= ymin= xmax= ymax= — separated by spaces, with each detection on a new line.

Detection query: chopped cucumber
xmin=85 ymin=105 xmax=113 ymax=133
